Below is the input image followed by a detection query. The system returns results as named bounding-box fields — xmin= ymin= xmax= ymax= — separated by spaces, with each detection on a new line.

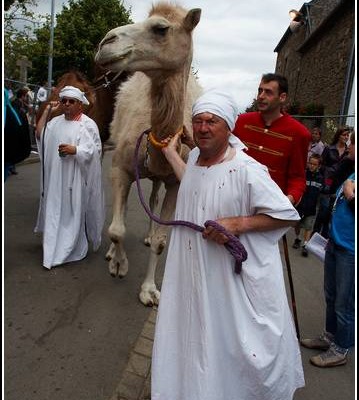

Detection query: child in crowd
xmin=293 ymin=154 xmax=324 ymax=256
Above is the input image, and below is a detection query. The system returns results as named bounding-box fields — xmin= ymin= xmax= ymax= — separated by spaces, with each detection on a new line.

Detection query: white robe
xmin=34 ymin=114 xmax=105 ymax=269
xmin=152 ymin=136 xmax=304 ymax=400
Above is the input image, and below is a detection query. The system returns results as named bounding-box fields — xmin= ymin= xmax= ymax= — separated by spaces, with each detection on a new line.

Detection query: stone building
xmin=274 ymin=0 xmax=355 ymax=130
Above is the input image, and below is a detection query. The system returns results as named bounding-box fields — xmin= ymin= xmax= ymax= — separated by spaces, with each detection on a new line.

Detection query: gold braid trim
xmin=148 ymin=127 xmax=184 ymax=149
xmin=244 ymin=124 xmax=293 ymax=141
xmin=244 ymin=141 xmax=284 ymax=157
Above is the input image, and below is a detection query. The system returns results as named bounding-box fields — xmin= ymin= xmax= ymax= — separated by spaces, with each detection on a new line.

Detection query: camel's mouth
xmin=96 ymin=47 xmax=133 ymax=67
xmin=96 ymin=54 xmax=125 ymax=68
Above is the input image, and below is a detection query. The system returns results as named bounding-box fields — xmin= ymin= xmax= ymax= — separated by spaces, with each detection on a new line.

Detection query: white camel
xmin=95 ymin=2 xmax=202 ymax=306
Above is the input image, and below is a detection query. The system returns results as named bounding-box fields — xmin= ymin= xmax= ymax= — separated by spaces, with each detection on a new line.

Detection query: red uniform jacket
xmin=233 ymin=112 xmax=311 ymax=204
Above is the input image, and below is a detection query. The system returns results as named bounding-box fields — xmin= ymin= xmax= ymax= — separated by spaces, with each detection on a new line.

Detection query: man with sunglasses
xmin=35 ymin=85 xmax=105 ymax=269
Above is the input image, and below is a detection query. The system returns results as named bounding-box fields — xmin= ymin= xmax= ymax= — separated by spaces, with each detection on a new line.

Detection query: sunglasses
xmin=61 ymin=98 xmax=77 ymax=105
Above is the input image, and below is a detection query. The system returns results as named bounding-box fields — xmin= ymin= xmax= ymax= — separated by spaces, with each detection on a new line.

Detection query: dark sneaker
xmin=300 ymin=332 xmax=332 ymax=350
xmin=292 ymin=238 xmax=301 ymax=249
xmin=310 ymin=344 xmax=348 ymax=367
xmin=301 ymin=246 xmax=308 ymax=257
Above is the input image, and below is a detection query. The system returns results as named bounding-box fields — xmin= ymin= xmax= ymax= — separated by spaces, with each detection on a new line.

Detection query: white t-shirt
xmin=36 ymin=86 xmax=48 ymax=102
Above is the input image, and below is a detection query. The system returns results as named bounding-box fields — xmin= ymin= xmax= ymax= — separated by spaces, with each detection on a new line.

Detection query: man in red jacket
xmin=233 ymin=73 xmax=311 ymax=204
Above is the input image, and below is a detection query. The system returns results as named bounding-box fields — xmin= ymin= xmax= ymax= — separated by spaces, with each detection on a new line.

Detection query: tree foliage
xmin=4 ymin=0 xmax=39 ymax=84
xmin=4 ymin=0 xmax=28 ymax=11
xmin=4 ymin=0 xmax=133 ymax=86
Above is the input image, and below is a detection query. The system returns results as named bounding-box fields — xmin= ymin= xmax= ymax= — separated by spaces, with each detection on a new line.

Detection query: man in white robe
xmin=151 ymin=89 xmax=305 ymax=400
xmin=34 ymin=85 xmax=105 ymax=269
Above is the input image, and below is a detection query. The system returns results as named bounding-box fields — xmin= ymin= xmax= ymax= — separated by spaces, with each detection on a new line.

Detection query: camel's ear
xmin=183 ymin=8 xmax=201 ymax=32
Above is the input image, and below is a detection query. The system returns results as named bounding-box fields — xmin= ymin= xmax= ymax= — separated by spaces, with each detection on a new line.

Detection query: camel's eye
xmin=152 ymin=24 xmax=169 ymax=36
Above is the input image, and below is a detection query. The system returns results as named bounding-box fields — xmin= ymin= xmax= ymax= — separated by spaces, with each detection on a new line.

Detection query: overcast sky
xmin=34 ymin=0 xmax=305 ymax=112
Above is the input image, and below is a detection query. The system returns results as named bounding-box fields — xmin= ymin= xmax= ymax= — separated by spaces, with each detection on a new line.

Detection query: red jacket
xmin=233 ymin=112 xmax=311 ymax=204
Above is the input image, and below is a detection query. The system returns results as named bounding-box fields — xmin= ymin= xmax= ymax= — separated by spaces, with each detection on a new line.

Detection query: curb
xmin=107 ymin=308 xmax=157 ymax=400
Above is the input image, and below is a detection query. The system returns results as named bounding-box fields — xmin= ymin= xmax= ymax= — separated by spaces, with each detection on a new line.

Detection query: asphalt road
xmin=3 ymin=150 xmax=355 ymax=400
xmin=4 ymin=151 xmax=166 ymax=400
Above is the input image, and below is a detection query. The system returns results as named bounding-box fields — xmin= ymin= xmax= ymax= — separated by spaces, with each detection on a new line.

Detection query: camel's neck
xmin=150 ymin=68 xmax=189 ymax=139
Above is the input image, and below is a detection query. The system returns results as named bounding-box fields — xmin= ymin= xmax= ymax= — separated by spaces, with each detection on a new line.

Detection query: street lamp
xmin=47 ymin=0 xmax=55 ymax=91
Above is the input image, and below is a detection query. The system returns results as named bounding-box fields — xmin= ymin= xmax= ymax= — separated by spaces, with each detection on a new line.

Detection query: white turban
xmin=59 ymin=85 xmax=89 ymax=105
xmin=192 ymin=89 xmax=239 ymax=131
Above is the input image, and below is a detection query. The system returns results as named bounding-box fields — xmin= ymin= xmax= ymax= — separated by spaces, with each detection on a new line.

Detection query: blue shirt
xmin=330 ymin=173 xmax=355 ymax=254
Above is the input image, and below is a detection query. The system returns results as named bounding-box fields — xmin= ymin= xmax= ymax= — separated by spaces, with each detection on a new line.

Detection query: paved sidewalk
xmin=108 ymin=308 xmax=157 ymax=400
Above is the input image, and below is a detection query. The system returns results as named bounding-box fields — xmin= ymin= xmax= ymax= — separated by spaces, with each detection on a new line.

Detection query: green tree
xmin=31 ymin=0 xmax=133 ymax=84
xmin=4 ymin=0 xmax=39 ymax=82
xmin=4 ymin=0 xmax=28 ymax=11
xmin=4 ymin=0 xmax=132 ymax=85
xmin=245 ymin=98 xmax=258 ymax=112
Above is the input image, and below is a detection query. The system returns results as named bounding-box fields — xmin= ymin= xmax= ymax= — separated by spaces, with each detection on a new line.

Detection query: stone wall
xmin=275 ymin=0 xmax=354 ymax=122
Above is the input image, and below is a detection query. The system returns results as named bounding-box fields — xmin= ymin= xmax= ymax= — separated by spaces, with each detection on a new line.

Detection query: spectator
xmin=292 ymin=154 xmax=324 ymax=256
xmin=307 ymin=126 xmax=326 ymax=160
xmin=12 ymin=87 xmax=31 ymax=115
xmin=4 ymin=88 xmax=31 ymax=179
xmin=233 ymin=73 xmax=311 ymax=205
xmin=313 ymin=126 xmax=350 ymax=238
xmin=152 ymin=89 xmax=304 ymax=400
xmin=301 ymin=171 xmax=355 ymax=367
xmin=36 ymin=80 xmax=48 ymax=105
xmin=329 ymin=131 xmax=355 ymax=194
xmin=34 ymin=85 xmax=105 ymax=269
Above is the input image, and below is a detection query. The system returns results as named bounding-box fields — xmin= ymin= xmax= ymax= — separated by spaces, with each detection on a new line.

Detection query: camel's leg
xmin=139 ymin=182 xmax=179 ymax=306
xmin=106 ymin=162 xmax=132 ymax=278
xmin=144 ymin=179 xmax=162 ymax=246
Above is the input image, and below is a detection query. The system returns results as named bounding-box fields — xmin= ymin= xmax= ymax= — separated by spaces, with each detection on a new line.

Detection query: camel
xmin=95 ymin=2 xmax=202 ymax=306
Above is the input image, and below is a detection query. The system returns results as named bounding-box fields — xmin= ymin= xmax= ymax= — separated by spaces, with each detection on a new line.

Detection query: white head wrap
xmin=192 ymin=89 xmax=239 ymax=131
xmin=59 ymin=85 xmax=89 ymax=105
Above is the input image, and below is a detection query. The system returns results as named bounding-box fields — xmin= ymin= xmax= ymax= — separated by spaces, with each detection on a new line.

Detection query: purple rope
xmin=134 ymin=129 xmax=248 ymax=274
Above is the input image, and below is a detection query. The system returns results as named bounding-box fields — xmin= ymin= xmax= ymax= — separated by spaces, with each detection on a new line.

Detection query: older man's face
xmin=192 ymin=112 xmax=230 ymax=156
xmin=60 ymin=97 xmax=83 ymax=120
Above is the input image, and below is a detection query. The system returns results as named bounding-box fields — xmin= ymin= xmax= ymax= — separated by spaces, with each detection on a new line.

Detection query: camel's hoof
xmin=139 ymin=289 xmax=160 ymax=307
xmin=106 ymin=243 xmax=115 ymax=261
xmin=108 ymin=256 xmax=128 ymax=278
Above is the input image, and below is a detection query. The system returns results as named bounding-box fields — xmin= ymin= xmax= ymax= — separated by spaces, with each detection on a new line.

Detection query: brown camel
xmin=95 ymin=2 xmax=202 ymax=306
xmin=36 ymin=69 xmax=128 ymax=144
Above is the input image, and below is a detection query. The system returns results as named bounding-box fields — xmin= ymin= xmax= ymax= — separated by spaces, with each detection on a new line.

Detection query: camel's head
xmin=95 ymin=3 xmax=201 ymax=76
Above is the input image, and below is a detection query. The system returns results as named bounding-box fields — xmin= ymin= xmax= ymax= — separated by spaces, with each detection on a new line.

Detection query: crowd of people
xmin=4 ymin=82 xmax=50 ymax=180
xmin=294 ymin=124 xmax=354 ymax=248
xmin=4 ymin=73 xmax=355 ymax=399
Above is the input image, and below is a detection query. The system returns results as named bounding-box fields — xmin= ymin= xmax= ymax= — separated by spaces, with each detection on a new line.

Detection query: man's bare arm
xmin=202 ymin=214 xmax=297 ymax=244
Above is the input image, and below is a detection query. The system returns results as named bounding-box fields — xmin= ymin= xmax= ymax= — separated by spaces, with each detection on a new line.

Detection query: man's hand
xmin=343 ymin=179 xmax=355 ymax=201
xmin=287 ymin=194 xmax=295 ymax=205
xmin=58 ymin=143 xmax=76 ymax=157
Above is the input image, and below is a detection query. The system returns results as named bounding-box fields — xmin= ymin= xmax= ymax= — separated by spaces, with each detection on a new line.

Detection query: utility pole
xmin=47 ymin=0 xmax=55 ymax=91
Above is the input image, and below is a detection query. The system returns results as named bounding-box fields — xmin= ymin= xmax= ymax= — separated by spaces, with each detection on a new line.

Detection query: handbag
xmin=305 ymin=232 xmax=328 ymax=262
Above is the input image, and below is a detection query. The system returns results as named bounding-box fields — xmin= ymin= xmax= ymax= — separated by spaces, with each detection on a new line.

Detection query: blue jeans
xmin=4 ymin=162 xmax=12 ymax=181
xmin=324 ymin=241 xmax=355 ymax=349
xmin=313 ymin=194 xmax=333 ymax=239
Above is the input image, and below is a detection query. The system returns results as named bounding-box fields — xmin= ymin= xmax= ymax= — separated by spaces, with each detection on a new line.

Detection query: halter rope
xmin=148 ymin=127 xmax=183 ymax=149
xmin=134 ymin=129 xmax=248 ymax=274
